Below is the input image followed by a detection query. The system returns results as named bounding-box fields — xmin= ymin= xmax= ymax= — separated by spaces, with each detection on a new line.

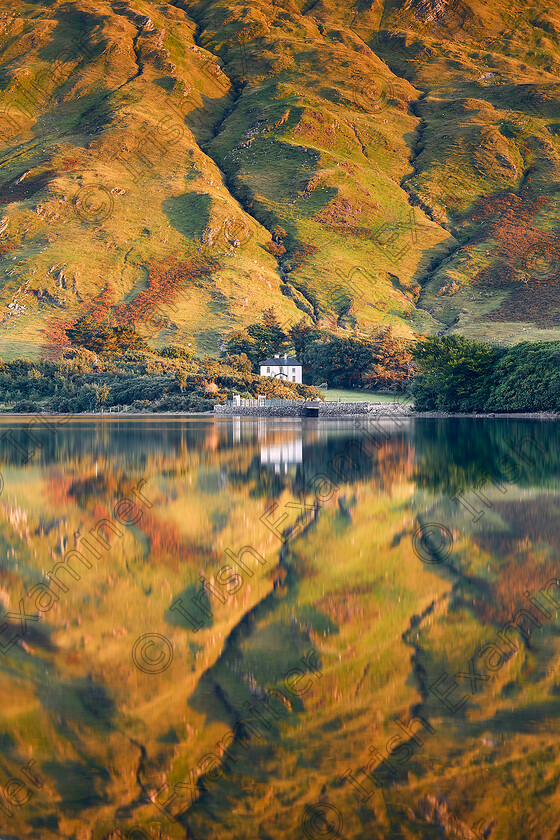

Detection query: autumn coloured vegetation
xmin=112 ymin=256 xmax=220 ymax=326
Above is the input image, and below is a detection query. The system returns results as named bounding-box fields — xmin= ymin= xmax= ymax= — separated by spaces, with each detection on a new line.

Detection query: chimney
xmin=274 ymin=354 xmax=279 ymax=358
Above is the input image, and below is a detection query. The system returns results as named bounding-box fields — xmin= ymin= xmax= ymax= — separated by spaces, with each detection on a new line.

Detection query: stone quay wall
xmin=213 ymin=401 xmax=412 ymax=418
xmin=214 ymin=404 xmax=303 ymax=417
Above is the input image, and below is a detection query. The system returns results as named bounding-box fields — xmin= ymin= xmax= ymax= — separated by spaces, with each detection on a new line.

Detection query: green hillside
xmin=1 ymin=0 xmax=560 ymax=359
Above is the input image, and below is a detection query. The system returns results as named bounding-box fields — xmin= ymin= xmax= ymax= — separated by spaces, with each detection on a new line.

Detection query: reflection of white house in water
xmin=228 ymin=419 xmax=306 ymax=474
xmin=261 ymin=438 xmax=303 ymax=474
xmin=259 ymin=354 xmax=303 ymax=384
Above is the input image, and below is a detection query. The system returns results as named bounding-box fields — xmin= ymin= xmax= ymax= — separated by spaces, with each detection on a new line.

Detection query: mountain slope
xmin=0 ymin=0 xmax=560 ymax=359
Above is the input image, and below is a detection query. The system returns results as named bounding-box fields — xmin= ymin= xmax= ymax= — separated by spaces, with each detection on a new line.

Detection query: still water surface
xmin=0 ymin=417 xmax=559 ymax=839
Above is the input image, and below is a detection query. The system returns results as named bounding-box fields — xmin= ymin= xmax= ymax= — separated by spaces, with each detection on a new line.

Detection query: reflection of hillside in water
xmin=0 ymin=420 xmax=559 ymax=838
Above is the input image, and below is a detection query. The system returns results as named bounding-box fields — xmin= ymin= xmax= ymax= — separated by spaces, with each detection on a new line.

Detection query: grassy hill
xmin=1 ymin=0 xmax=560 ymax=359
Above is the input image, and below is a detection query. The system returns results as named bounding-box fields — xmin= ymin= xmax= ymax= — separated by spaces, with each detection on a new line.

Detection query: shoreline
xmin=0 ymin=410 xmax=558 ymax=420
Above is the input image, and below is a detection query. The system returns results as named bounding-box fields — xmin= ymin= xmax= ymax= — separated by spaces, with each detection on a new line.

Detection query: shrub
xmin=159 ymin=346 xmax=194 ymax=360
xmin=154 ymin=394 xmax=214 ymax=412
xmin=12 ymin=400 xmax=41 ymax=413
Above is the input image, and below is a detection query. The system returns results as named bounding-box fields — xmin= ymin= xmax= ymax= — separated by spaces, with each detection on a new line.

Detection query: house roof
xmin=260 ymin=357 xmax=302 ymax=367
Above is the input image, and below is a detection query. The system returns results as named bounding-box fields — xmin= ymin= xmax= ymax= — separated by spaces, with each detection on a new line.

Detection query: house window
xmin=292 ymin=376 xmax=296 ymax=382
xmin=292 ymin=367 xmax=295 ymax=373
xmin=266 ymin=367 xmax=270 ymax=373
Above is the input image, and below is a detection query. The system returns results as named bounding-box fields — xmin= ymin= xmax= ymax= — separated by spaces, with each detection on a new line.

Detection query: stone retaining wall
xmin=214 ymin=404 xmax=303 ymax=417
xmin=214 ymin=401 xmax=412 ymax=418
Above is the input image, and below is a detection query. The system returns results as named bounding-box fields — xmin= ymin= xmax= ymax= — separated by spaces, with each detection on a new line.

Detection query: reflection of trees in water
xmin=226 ymin=433 xmax=415 ymax=501
xmin=412 ymin=420 xmax=560 ymax=632
xmin=68 ymin=471 xmax=134 ymax=509
xmin=14 ymin=425 xmax=417 ymax=515
xmin=5 ymin=419 xmax=558 ymax=502
xmin=0 ymin=421 xmax=227 ymax=468
xmin=412 ymin=419 xmax=560 ymax=496
xmin=0 ymin=423 xmax=418 ymax=510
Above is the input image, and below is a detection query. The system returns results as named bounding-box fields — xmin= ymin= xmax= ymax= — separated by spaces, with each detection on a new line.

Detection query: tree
xmin=92 ymin=384 xmax=110 ymax=408
xmin=300 ymin=330 xmax=414 ymax=390
xmin=411 ymin=335 xmax=504 ymax=411
xmin=112 ymin=325 xmax=148 ymax=351
xmin=302 ymin=337 xmax=369 ymax=387
xmin=222 ymin=353 xmax=253 ymax=374
xmin=246 ymin=323 xmax=287 ymax=359
xmin=289 ymin=319 xmax=321 ymax=359
xmin=484 ymin=341 xmax=560 ymax=412
xmin=224 ymin=328 xmax=257 ymax=361
xmin=362 ymin=328 xmax=414 ymax=392
xmin=59 ymin=348 xmax=98 ymax=372
xmin=66 ymin=317 xmax=113 ymax=353
xmin=175 ymin=370 xmax=188 ymax=393
xmin=261 ymin=307 xmax=281 ymax=328
xmin=66 ymin=317 xmax=147 ymax=354
xmin=224 ymin=309 xmax=288 ymax=370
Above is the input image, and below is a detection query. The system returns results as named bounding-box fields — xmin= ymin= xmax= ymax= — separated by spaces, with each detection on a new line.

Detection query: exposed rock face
xmin=405 ymin=0 xmax=450 ymax=20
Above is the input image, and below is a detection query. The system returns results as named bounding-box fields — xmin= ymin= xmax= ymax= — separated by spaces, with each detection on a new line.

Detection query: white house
xmin=259 ymin=354 xmax=303 ymax=384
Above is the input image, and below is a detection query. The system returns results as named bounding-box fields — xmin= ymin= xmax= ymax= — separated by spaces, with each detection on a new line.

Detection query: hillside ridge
xmin=1 ymin=0 xmax=560 ymax=359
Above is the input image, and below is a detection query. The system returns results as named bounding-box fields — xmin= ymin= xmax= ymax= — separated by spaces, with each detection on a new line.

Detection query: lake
xmin=0 ymin=416 xmax=559 ymax=840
